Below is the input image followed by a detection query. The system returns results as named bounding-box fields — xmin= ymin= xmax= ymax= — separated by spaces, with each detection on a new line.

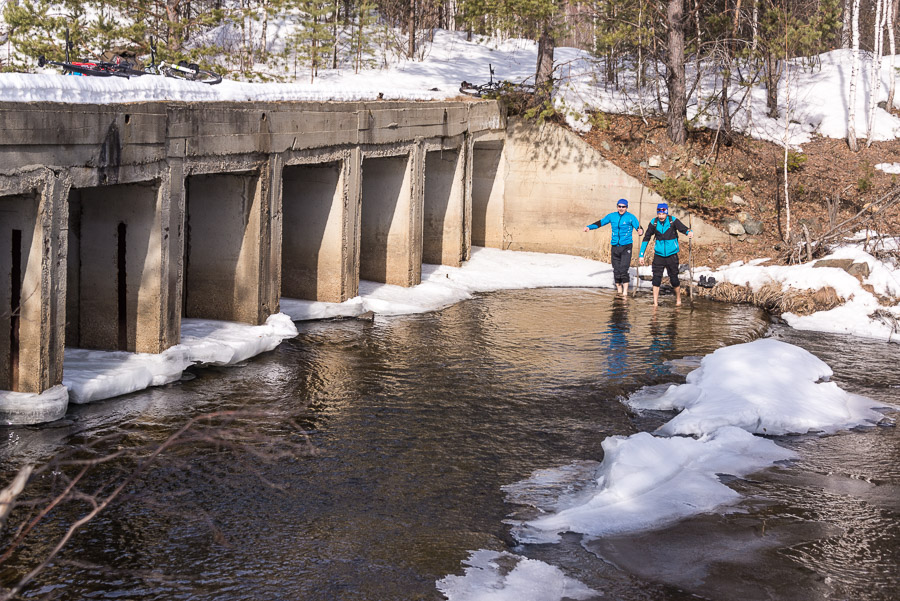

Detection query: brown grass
xmin=701 ymin=281 xmax=843 ymax=316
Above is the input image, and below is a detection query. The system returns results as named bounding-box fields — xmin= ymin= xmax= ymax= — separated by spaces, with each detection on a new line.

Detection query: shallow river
xmin=1 ymin=289 xmax=898 ymax=600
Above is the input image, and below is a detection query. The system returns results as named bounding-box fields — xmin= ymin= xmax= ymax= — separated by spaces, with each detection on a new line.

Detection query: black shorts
xmin=651 ymin=254 xmax=680 ymax=288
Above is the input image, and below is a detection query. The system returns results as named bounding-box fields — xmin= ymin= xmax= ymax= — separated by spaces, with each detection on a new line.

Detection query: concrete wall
xmin=282 ymin=161 xmax=346 ymax=302
xmin=423 ymin=149 xmax=466 ymax=267
xmin=0 ymin=172 xmax=67 ymax=396
xmin=184 ymin=172 xmax=271 ymax=324
xmin=359 ymin=153 xmax=422 ymax=287
xmin=471 ymin=140 xmax=506 ymax=249
xmin=67 ymin=183 xmax=169 ymax=353
xmin=502 ymin=118 xmax=728 ymax=260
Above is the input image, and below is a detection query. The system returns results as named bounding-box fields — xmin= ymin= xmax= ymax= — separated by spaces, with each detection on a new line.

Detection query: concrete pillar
xmin=184 ymin=161 xmax=281 ymax=325
xmin=345 ymin=148 xmax=363 ymax=299
xmin=0 ymin=175 xmax=67 ymax=394
xmin=423 ymin=147 xmax=466 ymax=267
xmin=66 ymin=181 xmax=174 ymax=353
xmin=359 ymin=150 xmax=423 ymax=287
xmin=282 ymin=160 xmax=347 ymax=302
xmin=471 ymin=140 xmax=506 ymax=249
xmin=163 ymin=159 xmax=185 ymax=348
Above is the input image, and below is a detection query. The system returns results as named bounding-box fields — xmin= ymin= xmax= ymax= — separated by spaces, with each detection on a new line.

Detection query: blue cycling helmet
xmin=656 ymin=203 xmax=668 ymax=213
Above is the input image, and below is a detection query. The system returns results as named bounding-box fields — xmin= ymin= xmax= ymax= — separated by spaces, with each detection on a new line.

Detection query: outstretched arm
xmin=674 ymin=218 xmax=693 ymax=238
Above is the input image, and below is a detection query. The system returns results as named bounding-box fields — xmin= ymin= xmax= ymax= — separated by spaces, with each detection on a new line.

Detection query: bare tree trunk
xmin=752 ymin=0 xmax=759 ymax=50
xmin=166 ymin=0 xmax=182 ymax=51
xmin=866 ymin=0 xmax=886 ymax=146
xmin=842 ymin=0 xmax=853 ymax=48
xmin=332 ymin=0 xmax=339 ymax=69
xmin=408 ymin=0 xmax=416 ymax=59
xmin=535 ymin=24 xmax=555 ymax=100
xmin=848 ymin=0 xmax=860 ymax=151
xmin=666 ymin=0 xmax=687 ymax=144
xmin=260 ymin=0 xmax=268 ymax=59
xmin=887 ymin=0 xmax=897 ymax=111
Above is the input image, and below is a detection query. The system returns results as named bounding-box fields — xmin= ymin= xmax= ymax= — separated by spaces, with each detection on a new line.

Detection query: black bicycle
xmin=459 ymin=64 xmax=534 ymax=98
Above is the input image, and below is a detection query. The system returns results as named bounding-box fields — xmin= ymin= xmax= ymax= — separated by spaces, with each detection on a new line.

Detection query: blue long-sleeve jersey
xmin=586 ymin=211 xmax=642 ymax=246
xmin=639 ymin=216 xmax=691 ymax=258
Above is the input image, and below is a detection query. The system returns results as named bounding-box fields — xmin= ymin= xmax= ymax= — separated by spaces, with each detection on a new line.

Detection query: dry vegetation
xmin=580 ymin=113 xmax=900 ymax=270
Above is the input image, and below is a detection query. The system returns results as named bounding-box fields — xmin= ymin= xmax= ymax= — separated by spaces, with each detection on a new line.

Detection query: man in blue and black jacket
xmin=638 ymin=202 xmax=693 ymax=307
xmin=584 ymin=198 xmax=644 ymax=296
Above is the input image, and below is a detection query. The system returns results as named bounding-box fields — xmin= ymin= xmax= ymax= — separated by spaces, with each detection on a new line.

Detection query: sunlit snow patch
xmin=436 ymin=550 xmax=598 ymax=601
xmin=506 ymin=427 xmax=795 ymax=544
xmin=281 ymin=247 xmax=615 ymax=321
xmin=63 ymin=314 xmax=298 ymax=404
xmin=626 ymin=339 xmax=893 ymax=436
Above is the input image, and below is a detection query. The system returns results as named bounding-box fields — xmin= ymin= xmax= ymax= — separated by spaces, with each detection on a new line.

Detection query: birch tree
xmin=847 ymin=0 xmax=860 ymax=151
xmin=866 ymin=0 xmax=886 ymax=146
xmin=887 ymin=0 xmax=897 ymax=111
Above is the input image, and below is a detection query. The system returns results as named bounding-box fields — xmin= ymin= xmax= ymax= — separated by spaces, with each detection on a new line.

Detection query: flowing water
xmin=1 ymin=289 xmax=897 ymax=601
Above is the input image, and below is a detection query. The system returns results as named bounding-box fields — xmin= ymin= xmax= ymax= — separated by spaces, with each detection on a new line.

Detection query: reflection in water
xmin=0 ymin=289 xmax=896 ymax=601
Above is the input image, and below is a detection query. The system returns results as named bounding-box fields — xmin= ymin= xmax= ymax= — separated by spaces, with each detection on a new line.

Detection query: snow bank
xmin=0 ymin=385 xmax=69 ymax=425
xmin=700 ymin=244 xmax=900 ymax=343
xmin=436 ymin=550 xmax=597 ymax=601
xmin=626 ymin=339 xmax=891 ymax=436
xmin=63 ymin=313 xmax=297 ymax=404
xmin=507 ymin=427 xmax=795 ymax=544
xmin=281 ymin=247 xmax=614 ymax=320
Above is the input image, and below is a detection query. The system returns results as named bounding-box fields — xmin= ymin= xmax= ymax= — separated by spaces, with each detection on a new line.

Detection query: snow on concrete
xmin=281 ymin=246 xmax=615 ymax=320
xmin=1 ymin=29 xmax=898 ymax=148
xmin=62 ymin=313 xmax=297 ymax=404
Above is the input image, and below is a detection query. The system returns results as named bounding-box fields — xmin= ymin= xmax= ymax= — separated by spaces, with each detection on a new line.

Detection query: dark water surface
xmin=1 ymin=289 xmax=897 ymax=600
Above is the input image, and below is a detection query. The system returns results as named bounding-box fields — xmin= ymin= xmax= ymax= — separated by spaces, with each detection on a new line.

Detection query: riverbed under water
xmin=1 ymin=288 xmax=898 ymax=600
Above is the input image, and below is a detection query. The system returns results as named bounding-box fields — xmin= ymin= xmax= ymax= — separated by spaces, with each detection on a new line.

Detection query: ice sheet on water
xmin=626 ymin=339 xmax=894 ymax=436
xmin=507 ymin=427 xmax=795 ymax=544
xmin=436 ymin=550 xmax=598 ymax=601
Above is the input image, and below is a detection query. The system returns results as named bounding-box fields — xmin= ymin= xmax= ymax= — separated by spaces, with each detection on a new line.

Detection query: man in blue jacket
xmin=584 ymin=198 xmax=644 ymax=296
xmin=638 ymin=203 xmax=693 ymax=307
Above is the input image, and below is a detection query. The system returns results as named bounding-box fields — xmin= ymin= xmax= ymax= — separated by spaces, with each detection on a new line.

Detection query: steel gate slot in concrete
xmin=65 ymin=184 xmax=162 ymax=353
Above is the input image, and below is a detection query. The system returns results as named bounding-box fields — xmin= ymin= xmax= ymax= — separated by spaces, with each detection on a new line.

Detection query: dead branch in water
xmin=0 ymin=410 xmax=316 ymax=600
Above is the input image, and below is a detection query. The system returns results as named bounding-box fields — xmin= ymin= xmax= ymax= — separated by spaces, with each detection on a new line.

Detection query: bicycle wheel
xmin=191 ymin=69 xmax=222 ymax=85
xmin=160 ymin=64 xmax=222 ymax=85
xmin=459 ymin=81 xmax=483 ymax=97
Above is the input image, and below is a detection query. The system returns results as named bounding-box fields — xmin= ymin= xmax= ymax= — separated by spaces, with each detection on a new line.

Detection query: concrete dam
xmin=0 ymin=99 xmax=726 ymax=425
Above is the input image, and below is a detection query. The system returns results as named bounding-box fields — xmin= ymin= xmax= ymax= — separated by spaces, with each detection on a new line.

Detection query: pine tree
xmin=350 ymin=0 xmax=378 ymax=73
xmin=291 ymin=0 xmax=336 ymax=82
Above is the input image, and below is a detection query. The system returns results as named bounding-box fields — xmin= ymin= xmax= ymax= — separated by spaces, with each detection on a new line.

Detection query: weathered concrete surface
xmin=502 ymin=118 xmax=728 ymax=260
xmin=471 ymin=138 xmax=507 ymax=249
xmin=0 ymin=99 xmax=506 ymax=417
xmin=423 ymin=147 xmax=466 ymax=267
xmin=0 ymin=98 xmax=742 ymax=425
xmin=282 ymin=160 xmax=347 ymax=302
xmin=359 ymin=151 xmax=422 ymax=287
xmin=0 ymin=169 xmax=67 ymax=395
